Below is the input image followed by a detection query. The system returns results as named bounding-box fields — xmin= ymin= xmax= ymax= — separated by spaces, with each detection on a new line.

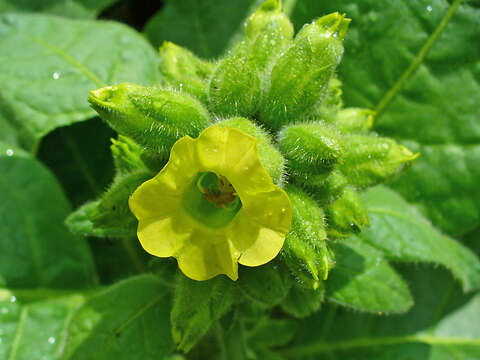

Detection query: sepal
xmin=159 ymin=41 xmax=213 ymax=103
xmin=259 ymin=12 xmax=350 ymax=130
xmin=339 ymin=135 xmax=419 ymax=188
xmin=89 ymin=83 xmax=212 ymax=155
xmin=282 ymin=185 xmax=332 ymax=287
xmin=325 ymin=187 xmax=370 ymax=238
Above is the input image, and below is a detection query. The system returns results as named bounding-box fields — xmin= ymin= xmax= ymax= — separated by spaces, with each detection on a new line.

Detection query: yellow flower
xmin=129 ymin=126 xmax=292 ymax=281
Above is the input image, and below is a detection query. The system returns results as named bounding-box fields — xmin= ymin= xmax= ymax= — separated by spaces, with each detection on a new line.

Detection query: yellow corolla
xmin=129 ymin=126 xmax=292 ymax=281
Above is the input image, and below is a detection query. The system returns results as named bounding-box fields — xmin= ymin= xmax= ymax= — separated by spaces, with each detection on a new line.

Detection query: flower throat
xmin=181 ymin=172 xmax=242 ymax=228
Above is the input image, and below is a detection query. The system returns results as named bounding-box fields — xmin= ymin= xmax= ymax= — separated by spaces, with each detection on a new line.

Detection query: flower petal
xmin=229 ymin=187 xmax=292 ymax=266
xmin=177 ymin=230 xmax=238 ymax=281
xmin=137 ymin=211 xmax=193 ymax=257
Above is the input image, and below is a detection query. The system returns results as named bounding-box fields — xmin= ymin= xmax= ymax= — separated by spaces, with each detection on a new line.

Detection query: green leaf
xmin=37 ymin=119 xmax=115 ymax=208
xmin=0 ymin=112 xmax=18 ymax=146
xmin=360 ymin=186 xmax=480 ymax=292
xmin=0 ymin=143 xmax=96 ymax=289
xmin=280 ymin=283 xmax=324 ymax=318
xmin=171 ymin=275 xmax=236 ymax=352
xmin=143 ymin=0 xmax=256 ymax=59
xmin=326 ymin=237 xmax=413 ymax=314
xmin=282 ymin=265 xmax=480 ymax=359
xmin=0 ymin=13 xmax=160 ymax=150
xmin=247 ymin=318 xmax=297 ymax=347
xmin=63 ymin=275 xmax=173 ymax=359
xmin=0 ymin=0 xmax=117 ymax=19
xmin=237 ymin=262 xmax=290 ymax=308
xmin=0 ymin=292 xmax=85 ymax=360
xmin=291 ymin=0 xmax=480 ymax=236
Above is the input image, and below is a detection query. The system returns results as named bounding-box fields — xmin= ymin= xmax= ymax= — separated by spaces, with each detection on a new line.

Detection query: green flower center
xmin=182 ymin=172 xmax=242 ymax=228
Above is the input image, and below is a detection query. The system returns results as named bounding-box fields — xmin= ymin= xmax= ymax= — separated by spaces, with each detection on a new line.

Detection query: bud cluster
xmin=67 ymin=0 xmax=417 ymax=301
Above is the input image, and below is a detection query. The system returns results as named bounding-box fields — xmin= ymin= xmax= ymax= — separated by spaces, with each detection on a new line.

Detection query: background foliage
xmin=0 ymin=0 xmax=479 ymax=359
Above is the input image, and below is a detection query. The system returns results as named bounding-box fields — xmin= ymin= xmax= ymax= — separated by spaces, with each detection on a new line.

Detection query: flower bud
xmin=326 ymin=187 xmax=370 ymax=238
xmin=110 ymin=135 xmax=147 ymax=175
xmin=283 ymin=185 xmax=332 ymax=286
xmin=259 ymin=12 xmax=350 ymax=130
xmin=91 ymin=171 xmax=153 ymax=232
xmin=159 ymin=41 xmax=213 ymax=103
xmin=312 ymin=77 xmax=343 ymax=123
xmin=208 ymin=41 xmax=261 ymax=118
xmin=245 ymin=0 xmax=294 ymax=73
xmin=89 ymin=83 xmax=212 ymax=155
xmin=336 ymin=108 xmax=374 ymax=134
xmin=339 ymin=135 xmax=419 ymax=188
xmin=278 ymin=122 xmax=342 ymax=176
xmin=298 ymin=169 xmax=348 ymax=205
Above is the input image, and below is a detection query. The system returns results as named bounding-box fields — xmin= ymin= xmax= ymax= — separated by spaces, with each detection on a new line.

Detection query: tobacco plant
xmin=0 ymin=0 xmax=479 ymax=359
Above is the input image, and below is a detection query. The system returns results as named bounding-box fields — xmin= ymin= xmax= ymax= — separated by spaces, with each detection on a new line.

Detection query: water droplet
xmin=426 ymin=5 xmax=433 ymax=12
xmin=52 ymin=72 xmax=60 ymax=80
xmin=6 ymin=149 xmax=13 ymax=156
xmin=367 ymin=155 xmax=372 ymax=159
xmin=281 ymin=208 xmax=286 ymax=213
xmin=1 ymin=308 xmax=8 ymax=314
xmin=10 ymin=296 xmax=16 ymax=303
xmin=48 ymin=337 xmax=56 ymax=344
xmin=179 ymin=83 xmax=183 ymax=92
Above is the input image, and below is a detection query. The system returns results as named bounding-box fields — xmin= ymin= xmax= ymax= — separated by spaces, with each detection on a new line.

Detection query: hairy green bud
xmin=90 ymin=170 xmax=153 ymax=237
xmin=216 ymin=117 xmax=285 ymax=184
xmin=159 ymin=41 xmax=213 ymax=103
xmin=283 ymin=185 xmax=331 ymax=287
xmin=110 ymin=135 xmax=147 ymax=175
xmin=278 ymin=122 xmax=342 ymax=176
xmin=339 ymin=135 xmax=419 ymax=188
xmin=259 ymin=12 xmax=350 ymax=130
xmin=245 ymin=0 xmax=294 ymax=73
xmin=208 ymin=42 xmax=261 ymax=118
xmin=336 ymin=108 xmax=374 ymax=134
xmin=298 ymin=169 xmax=348 ymax=205
xmin=326 ymin=187 xmax=370 ymax=238
xmin=313 ymin=77 xmax=343 ymax=123
xmin=89 ymin=83 xmax=212 ymax=155
xmin=208 ymin=0 xmax=294 ymax=118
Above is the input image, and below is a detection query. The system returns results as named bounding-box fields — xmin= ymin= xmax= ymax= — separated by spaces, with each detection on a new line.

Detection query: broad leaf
xmin=0 ymin=0 xmax=116 ymax=19
xmin=291 ymin=0 xmax=480 ymax=236
xmin=37 ymin=119 xmax=115 ymax=208
xmin=0 ymin=13 xmax=160 ymax=150
xmin=326 ymin=237 xmax=413 ymax=314
xmin=63 ymin=275 xmax=173 ymax=359
xmin=0 ymin=112 xmax=18 ymax=146
xmin=283 ymin=265 xmax=480 ymax=359
xmin=143 ymin=0 xmax=256 ymax=59
xmin=0 ymin=143 xmax=96 ymax=289
xmin=360 ymin=186 xmax=480 ymax=292
xmin=237 ymin=262 xmax=290 ymax=308
xmin=0 ymin=291 xmax=85 ymax=360
xmin=171 ymin=274 xmax=236 ymax=352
